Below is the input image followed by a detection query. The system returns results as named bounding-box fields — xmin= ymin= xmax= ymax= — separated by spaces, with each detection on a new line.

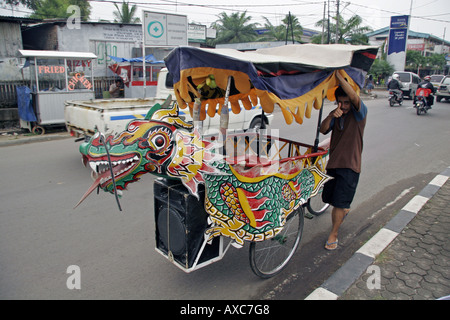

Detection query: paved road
xmin=0 ymin=97 xmax=449 ymax=299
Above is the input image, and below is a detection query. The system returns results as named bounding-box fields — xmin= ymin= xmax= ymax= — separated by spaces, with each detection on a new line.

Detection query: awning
xmin=18 ymin=49 xmax=97 ymax=59
xmin=164 ymin=44 xmax=378 ymax=125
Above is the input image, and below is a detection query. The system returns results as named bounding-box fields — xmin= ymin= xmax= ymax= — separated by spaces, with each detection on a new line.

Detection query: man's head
xmin=334 ymin=86 xmax=351 ymax=114
xmin=424 ymin=75 xmax=431 ymax=81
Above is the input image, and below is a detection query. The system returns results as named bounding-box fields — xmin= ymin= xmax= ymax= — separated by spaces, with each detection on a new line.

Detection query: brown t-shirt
xmin=324 ymin=101 xmax=367 ymax=173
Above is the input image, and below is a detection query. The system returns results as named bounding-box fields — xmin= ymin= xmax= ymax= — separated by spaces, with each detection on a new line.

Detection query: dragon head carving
xmin=75 ymin=95 xmax=331 ymax=247
xmin=76 ymin=96 xmax=218 ymax=206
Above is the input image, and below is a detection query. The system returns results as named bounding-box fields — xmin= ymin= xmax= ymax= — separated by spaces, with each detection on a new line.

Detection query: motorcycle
xmin=414 ymin=88 xmax=432 ymax=115
xmin=388 ymin=90 xmax=403 ymax=107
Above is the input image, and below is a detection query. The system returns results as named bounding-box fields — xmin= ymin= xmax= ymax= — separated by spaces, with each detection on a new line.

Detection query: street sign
xmin=188 ymin=24 xmax=206 ymax=43
xmin=387 ymin=15 xmax=410 ymax=71
xmin=143 ymin=11 xmax=188 ymax=47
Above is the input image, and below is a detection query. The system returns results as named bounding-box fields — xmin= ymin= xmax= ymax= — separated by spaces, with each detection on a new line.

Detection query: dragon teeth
xmin=89 ymin=156 xmax=140 ymax=181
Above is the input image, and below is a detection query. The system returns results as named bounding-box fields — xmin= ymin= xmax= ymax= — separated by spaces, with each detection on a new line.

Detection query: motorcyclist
xmin=387 ymin=74 xmax=403 ymax=101
xmin=415 ymin=75 xmax=435 ymax=109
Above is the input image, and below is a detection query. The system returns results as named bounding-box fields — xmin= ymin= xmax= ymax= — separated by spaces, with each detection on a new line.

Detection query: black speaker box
xmin=154 ymin=178 xmax=220 ymax=270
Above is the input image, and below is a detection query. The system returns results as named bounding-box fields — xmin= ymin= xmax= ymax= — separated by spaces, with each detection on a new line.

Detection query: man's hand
xmin=331 ymin=102 xmax=343 ymax=118
xmin=335 ymin=70 xmax=361 ymax=111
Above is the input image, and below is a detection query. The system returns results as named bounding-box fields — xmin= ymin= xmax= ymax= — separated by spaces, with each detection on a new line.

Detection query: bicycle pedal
xmin=304 ymin=212 xmax=314 ymax=219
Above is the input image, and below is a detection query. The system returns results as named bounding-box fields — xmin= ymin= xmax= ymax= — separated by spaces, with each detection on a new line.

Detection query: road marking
xmin=369 ymin=187 xmax=414 ymax=219
xmin=402 ymin=195 xmax=429 ymax=213
xmin=356 ymin=228 xmax=398 ymax=259
xmin=305 ymin=287 xmax=338 ymax=300
xmin=429 ymin=174 xmax=449 ymax=187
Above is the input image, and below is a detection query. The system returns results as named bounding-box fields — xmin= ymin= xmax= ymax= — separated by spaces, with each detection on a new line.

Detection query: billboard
xmin=188 ymin=24 xmax=206 ymax=43
xmin=143 ymin=11 xmax=188 ymax=47
xmin=387 ymin=15 xmax=409 ymax=71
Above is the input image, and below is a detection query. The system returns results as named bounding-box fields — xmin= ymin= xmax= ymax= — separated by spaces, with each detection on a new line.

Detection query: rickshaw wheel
xmin=306 ymin=185 xmax=330 ymax=216
xmin=32 ymin=126 xmax=45 ymax=135
xmin=249 ymin=206 xmax=304 ymax=279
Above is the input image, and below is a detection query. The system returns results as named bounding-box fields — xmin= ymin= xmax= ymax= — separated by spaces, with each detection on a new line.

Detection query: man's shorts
xmin=322 ymin=168 xmax=360 ymax=209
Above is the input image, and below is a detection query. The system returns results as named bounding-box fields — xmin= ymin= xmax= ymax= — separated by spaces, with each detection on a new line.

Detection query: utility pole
xmin=285 ymin=11 xmax=295 ymax=45
xmin=327 ymin=0 xmax=330 ymax=44
xmin=321 ymin=1 xmax=326 ymax=44
xmin=290 ymin=12 xmax=294 ymax=44
xmin=335 ymin=0 xmax=340 ymax=44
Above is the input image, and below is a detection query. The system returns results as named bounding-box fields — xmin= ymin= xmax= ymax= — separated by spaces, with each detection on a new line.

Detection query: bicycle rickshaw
xmin=76 ymin=44 xmax=378 ymax=278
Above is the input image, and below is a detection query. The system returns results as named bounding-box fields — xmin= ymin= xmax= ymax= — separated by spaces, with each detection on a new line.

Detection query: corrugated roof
xmin=0 ymin=15 xmax=41 ymax=23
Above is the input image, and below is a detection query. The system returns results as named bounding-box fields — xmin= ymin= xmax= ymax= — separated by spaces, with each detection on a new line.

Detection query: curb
xmin=305 ymin=166 xmax=450 ymax=300
xmin=0 ymin=132 xmax=71 ymax=147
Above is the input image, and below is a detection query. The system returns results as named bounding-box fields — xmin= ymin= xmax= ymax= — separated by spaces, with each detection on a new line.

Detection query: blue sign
xmin=387 ymin=15 xmax=410 ymax=71
xmin=390 ymin=15 xmax=409 ymax=29
xmin=388 ymin=28 xmax=408 ymax=54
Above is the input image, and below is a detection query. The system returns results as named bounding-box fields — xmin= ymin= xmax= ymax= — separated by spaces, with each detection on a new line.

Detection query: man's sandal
xmin=325 ymin=239 xmax=339 ymax=251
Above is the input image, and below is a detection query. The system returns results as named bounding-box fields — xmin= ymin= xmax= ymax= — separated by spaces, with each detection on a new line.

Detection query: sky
xmin=1 ymin=0 xmax=449 ymax=41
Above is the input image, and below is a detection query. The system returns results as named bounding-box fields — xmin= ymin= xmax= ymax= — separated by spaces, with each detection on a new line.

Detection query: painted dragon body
xmin=78 ymin=96 xmax=329 ymax=245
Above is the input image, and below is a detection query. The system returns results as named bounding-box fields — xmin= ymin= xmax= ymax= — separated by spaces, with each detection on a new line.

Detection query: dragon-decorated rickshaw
xmin=75 ymin=44 xmax=378 ymax=278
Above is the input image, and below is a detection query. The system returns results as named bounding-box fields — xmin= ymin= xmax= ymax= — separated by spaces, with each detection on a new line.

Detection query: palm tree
xmin=312 ymin=14 xmax=371 ymax=44
xmin=282 ymin=14 xmax=303 ymax=43
xmin=260 ymin=14 xmax=303 ymax=43
xmin=406 ymin=50 xmax=426 ymax=74
xmin=113 ymin=1 xmax=140 ymax=24
xmin=340 ymin=15 xmax=372 ymax=44
xmin=213 ymin=11 xmax=259 ymax=44
xmin=259 ymin=17 xmax=287 ymax=41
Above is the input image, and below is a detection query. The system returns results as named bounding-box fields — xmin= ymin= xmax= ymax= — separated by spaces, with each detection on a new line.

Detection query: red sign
xmin=407 ymin=43 xmax=425 ymax=51
xmin=67 ymin=60 xmax=91 ymax=68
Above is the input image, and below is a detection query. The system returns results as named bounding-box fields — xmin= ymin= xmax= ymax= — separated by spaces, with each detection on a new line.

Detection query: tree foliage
xmin=260 ymin=14 xmax=303 ymax=43
xmin=312 ymin=14 xmax=371 ymax=44
xmin=6 ymin=0 xmax=91 ymax=21
xmin=425 ymin=53 xmax=446 ymax=73
xmin=406 ymin=51 xmax=447 ymax=74
xmin=211 ymin=11 xmax=259 ymax=44
xmin=369 ymin=59 xmax=394 ymax=82
xmin=112 ymin=1 xmax=140 ymax=24
xmin=406 ymin=50 xmax=426 ymax=72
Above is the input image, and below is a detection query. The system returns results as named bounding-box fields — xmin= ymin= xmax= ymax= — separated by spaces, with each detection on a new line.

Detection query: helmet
xmin=393 ymin=74 xmax=399 ymax=80
xmin=424 ymin=75 xmax=431 ymax=81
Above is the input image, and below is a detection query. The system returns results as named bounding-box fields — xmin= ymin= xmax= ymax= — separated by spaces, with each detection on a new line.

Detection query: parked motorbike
xmin=388 ymin=90 xmax=403 ymax=107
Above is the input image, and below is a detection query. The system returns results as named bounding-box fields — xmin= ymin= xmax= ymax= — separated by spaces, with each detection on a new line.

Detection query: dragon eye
xmin=151 ymin=134 xmax=166 ymax=148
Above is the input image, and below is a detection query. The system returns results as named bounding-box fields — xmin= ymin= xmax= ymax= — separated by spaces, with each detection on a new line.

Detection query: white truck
xmin=64 ymin=68 xmax=272 ymax=139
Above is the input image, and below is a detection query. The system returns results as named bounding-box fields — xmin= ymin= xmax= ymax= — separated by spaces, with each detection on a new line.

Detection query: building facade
xmin=367 ymin=26 xmax=450 ymax=57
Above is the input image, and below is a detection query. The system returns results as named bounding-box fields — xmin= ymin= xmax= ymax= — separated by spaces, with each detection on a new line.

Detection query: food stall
xmin=17 ymin=50 xmax=97 ymax=134
xmin=107 ymin=54 xmax=164 ymax=98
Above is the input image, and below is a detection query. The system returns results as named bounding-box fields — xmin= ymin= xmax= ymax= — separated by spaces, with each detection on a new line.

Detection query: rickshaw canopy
xmin=164 ymin=44 xmax=378 ymax=125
